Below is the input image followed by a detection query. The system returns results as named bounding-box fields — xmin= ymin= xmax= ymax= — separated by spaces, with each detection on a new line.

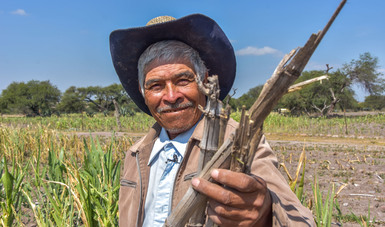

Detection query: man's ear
xmin=138 ymin=83 xmax=142 ymax=94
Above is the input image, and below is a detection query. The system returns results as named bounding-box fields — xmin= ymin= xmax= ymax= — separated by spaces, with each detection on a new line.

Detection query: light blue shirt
xmin=143 ymin=123 xmax=198 ymax=227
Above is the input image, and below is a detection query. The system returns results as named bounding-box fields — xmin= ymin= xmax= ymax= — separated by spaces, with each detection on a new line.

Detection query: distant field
xmin=2 ymin=111 xmax=384 ymax=137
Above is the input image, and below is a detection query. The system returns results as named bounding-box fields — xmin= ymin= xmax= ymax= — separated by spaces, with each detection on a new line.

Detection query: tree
xmin=276 ymin=52 xmax=383 ymax=116
xmin=0 ymin=82 xmax=29 ymax=114
xmin=56 ymin=83 xmax=139 ymax=115
xmin=343 ymin=52 xmax=385 ymax=95
xmin=57 ymin=86 xmax=86 ymax=113
xmin=277 ymin=89 xmax=308 ymax=115
xmin=274 ymin=69 xmax=358 ymax=116
xmin=0 ymin=80 xmax=61 ymax=116
xmin=324 ymin=52 xmax=384 ymax=114
xmin=77 ymin=84 xmax=120 ymax=113
xmin=58 ymin=83 xmax=136 ymax=114
xmin=362 ymin=95 xmax=385 ymax=110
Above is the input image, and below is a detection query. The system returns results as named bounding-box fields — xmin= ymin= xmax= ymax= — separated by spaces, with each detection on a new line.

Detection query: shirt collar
xmin=147 ymin=120 xmax=200 ymax=166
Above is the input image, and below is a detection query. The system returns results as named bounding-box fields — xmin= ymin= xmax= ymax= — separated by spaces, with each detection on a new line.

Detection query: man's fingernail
xmin=192 ymin=178 xmax=200 ymax=187
xmin=212 ymin=169 xmax=219 ymax=178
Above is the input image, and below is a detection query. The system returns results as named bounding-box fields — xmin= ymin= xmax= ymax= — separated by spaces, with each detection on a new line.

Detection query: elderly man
xmin=110 ymin=14 xmax=315 ymax=227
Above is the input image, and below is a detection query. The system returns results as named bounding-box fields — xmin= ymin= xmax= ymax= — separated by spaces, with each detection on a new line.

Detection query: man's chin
xmin=165 ymin=125 xmax=192 ymax=139
xmin=166 ymin=126 xmax=189 ymax=134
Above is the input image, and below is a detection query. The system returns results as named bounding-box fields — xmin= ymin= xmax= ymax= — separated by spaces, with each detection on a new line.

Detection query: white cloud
xmin=236 ymin=46 xmax=280 ymax=56
xmin=11 ymin=9 xmax=27 ymax=16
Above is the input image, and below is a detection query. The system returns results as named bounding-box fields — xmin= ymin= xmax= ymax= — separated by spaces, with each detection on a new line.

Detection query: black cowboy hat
xmin=109 ymin=14 xmax=236 ymax=115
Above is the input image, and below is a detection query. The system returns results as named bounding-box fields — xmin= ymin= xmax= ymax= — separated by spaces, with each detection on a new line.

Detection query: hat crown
xmin=146 ymin=16 xmax=176 ymax=26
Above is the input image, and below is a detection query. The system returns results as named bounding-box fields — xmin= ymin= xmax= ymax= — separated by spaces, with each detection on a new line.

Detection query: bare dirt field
xmin=267 ymin=134 xmax=385 ymax=226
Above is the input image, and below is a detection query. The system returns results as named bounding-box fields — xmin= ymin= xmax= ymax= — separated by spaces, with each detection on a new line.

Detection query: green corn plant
xmin=61 ymin=136 xmax=121 ymax=226
xmin=21 ymin=140 xmax=79 ymax=226
xmin=314 ymin=176 xmax=347 ymax=227
xmin=75 ymin=175 xmax=96 ymax=227
xmin=0 ymin=156 xmax=28 ymax=226
xmin=296 ymin=154 xmax=306 ymax=202
xmin=43 ymin=147 xmax=77 ymax=226
xmin=312 ymin=175 xmax=335 ymax=227
xmin=279 ymin=148 xmax=307 ymax=204
xmin=82 ymin=136 xmax=121 ymax=226
xmin=47 ymin=146 xmax=67 ymax=183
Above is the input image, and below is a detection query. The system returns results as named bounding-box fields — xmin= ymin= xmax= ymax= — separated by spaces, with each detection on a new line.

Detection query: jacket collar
xmin=190 ymin=116 xmax=205 ymax=141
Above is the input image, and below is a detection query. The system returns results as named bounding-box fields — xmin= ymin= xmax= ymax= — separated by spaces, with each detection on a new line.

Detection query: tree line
xmin=0 ymin=82 xmax=139 ymax=116
xmin=1 ymin=52 xmax=384 ymax=117
xmin=229 ymin=52 xmax=385 ymax=116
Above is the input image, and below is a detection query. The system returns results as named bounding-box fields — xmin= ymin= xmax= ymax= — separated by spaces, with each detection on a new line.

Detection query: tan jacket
xmin=119 ymin=118 xmax=315 ymax=226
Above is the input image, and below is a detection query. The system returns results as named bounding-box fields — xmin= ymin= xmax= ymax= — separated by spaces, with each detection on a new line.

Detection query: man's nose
xmin=163 ymin=83 xmax=182 ymax=104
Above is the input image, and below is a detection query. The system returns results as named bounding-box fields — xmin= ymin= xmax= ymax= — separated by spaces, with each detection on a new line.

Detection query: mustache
xmin=157 ymin=102 xmax=194 ymax=113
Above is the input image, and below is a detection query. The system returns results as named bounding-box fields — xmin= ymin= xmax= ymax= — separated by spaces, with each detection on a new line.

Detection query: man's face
xmin=143 ymin=59 xmax=206 ymax=139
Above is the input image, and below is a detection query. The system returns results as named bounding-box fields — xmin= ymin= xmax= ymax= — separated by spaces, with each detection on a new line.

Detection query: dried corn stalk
xmin=186 ymin=75 xmax=226 ymax=226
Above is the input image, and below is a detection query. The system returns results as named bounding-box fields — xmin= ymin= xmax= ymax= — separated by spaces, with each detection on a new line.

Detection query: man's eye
xmin=147 ymin=84 xmax=162 ymax=91
xmin=177 ymin=79 xmax=191 ymax=86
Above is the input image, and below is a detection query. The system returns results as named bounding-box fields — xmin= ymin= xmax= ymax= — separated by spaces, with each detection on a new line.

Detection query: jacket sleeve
xmin=250 ymin=136 xmax=316 ymax=227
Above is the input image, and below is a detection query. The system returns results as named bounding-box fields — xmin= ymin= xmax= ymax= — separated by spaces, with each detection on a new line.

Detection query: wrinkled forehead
xmin=144 ymin=57 xmax=196 ymax=77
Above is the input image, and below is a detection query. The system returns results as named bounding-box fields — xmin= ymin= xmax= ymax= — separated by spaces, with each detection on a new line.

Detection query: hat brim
xmin=110 ymin=14 xmax=236 ymax=115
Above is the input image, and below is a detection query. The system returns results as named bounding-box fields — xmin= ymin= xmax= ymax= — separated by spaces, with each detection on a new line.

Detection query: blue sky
xmin=1 ymin=0 xmax=384 ymax=102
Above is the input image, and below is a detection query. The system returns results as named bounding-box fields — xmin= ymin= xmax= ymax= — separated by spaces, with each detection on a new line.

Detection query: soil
xmin=267 ymin=134 xmax=385 ymax=226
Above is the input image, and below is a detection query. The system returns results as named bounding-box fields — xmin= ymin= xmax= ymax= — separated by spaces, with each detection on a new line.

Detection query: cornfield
xmin=0 ymin=113 xmax=147 ymax=226
xmin=1 ymin=111 xmax=384 ymax=226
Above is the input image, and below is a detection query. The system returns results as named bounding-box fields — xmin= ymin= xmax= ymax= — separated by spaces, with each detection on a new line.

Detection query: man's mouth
xmin=161 ymin=106 xmax=189 ymax=113
xmin=157 ymin=102 xmax=194 ymax=114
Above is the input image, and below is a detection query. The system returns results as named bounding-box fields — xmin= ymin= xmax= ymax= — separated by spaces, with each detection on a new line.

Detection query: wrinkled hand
xmin=191 ymin=169 xmax=272 ymax=227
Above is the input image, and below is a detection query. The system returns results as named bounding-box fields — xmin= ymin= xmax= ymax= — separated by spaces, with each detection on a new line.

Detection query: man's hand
xmin=191 ymin=169 xmax=272 ymax=227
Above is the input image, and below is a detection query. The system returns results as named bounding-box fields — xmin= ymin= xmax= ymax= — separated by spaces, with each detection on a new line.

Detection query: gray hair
xmin=137 ymin=40 xmax=207 ymax=96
